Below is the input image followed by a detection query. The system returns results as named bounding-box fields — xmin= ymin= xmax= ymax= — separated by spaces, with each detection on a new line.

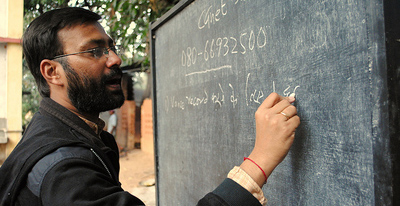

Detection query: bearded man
xmin=0 ymin=7 xmax=299 ymax=206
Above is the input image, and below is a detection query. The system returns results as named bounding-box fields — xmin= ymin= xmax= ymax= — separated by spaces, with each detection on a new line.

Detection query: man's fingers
xmin=260 ymin=93 xmax=286 ymax=109
xmin=287 ymin=115 xmax=301 ymax=128
xmin=260 ymin=92 xmax=296 ymax=109
xmin=278 ymin=104 xmax=297 ymax=120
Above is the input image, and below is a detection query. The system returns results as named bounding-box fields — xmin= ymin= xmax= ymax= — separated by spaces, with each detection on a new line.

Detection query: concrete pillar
xmin=0 ymin=0 xmax=23 ymax=163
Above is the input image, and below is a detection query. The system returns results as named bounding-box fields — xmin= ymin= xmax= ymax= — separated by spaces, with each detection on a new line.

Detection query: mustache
xmin=102 ymin=66 xmax=122 ymax=83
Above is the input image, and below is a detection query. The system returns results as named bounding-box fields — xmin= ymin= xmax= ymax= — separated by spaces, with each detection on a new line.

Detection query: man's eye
xmin=92 ymin=48 xmax=104 ymax=58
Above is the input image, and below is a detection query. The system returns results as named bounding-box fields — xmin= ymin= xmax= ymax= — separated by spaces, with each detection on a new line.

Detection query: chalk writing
xmin=211 ymin=84 xmax=225 ymax=109
xmin=182 ymin=25 xmax=268 ymax=71
xmin=164 ymin=73 xmax=300 ymax=112
xmin=245 ymin=73 xmax=264 ymax=106
xmin=198 ymin=0 xmax=228 ymax=30
xmin=283 ymin=85 xmax=300 ymax=97
xmin=233 ymin=0 xmax=246 ymax=4
xmin=186 ymin=90 xmax=208 ymax=107
xmin=164 ymin=96 xmax=185 ymax=112
xmin=181 ymin=47 xmax=197 ymax=67
xmin=229 ymin=83 xmax=238 ymax=108
xmin=185 ymin=65 xmax=232 ymax=76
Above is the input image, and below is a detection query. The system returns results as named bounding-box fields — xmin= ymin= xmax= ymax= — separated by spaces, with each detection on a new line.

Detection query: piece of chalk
xmin=288 ymin=94 xmax=296 ymax=103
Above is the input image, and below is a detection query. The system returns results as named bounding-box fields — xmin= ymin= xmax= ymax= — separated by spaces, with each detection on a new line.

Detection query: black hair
xmin=22 ymin=7 xmax=101 ymax=97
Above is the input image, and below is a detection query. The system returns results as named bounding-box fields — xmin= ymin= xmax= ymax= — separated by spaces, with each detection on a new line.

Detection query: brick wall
xmin=141 ymin=99 xmax=154 ymax=154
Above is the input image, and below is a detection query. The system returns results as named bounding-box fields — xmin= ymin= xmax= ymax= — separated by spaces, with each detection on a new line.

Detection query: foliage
xmin=23 ymin=0 xmax=179 ymax=66
xmin=22 ymin=0 xmax=179 ymax=124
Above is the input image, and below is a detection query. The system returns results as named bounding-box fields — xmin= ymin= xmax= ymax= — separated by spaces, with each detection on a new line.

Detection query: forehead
xmin=57 ymin=22 xmax=113 ymax=51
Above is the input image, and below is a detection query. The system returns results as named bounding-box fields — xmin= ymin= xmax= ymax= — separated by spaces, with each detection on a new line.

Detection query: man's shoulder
xmin=19 ymin=113 xmax=71 ymax=148
xmin=0 ymin=131 xmax=83 ymax=205
xmin=31 ymin=146 xmax=93 ymax=171
xmin=27 ymin=146 xmax=93 ymax=197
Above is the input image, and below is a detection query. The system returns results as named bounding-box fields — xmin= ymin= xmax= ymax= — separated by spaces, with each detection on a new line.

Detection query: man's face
xmin=62 ymin=60 xmax=124 ymax=113
xmin=57 ymin=22 xmax=125 ymax=114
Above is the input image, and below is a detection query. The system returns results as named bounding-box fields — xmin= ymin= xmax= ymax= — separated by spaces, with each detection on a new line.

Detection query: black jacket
xmin=0 ymin=98 xmax=261 ymax=206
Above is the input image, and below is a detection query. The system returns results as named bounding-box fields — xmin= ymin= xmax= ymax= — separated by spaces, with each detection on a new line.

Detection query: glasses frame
xmin=51 ymin=45 xmax=122 ymax=60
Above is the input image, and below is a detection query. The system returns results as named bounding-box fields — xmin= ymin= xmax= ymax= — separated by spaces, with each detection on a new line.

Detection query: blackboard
xmin=150 ymin=0 xmax=399 ymax=205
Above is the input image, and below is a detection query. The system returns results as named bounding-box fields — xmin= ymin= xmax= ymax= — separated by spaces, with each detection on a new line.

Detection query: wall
xmin=116 ymin=100 xmax=136 ymax=150
xmin=0 ymin=0 xmax=23 ymax=164
xmin=141 ymin=98 xmax=153 ymax=154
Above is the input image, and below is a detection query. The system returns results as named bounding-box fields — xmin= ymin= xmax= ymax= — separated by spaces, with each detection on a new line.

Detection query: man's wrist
xmin=240 ymin=159 xmax=267 ymax=188
xmin=241 ymin=152 xmax=281 ymax=188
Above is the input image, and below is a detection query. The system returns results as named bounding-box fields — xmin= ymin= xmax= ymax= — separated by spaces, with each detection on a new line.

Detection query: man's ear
xmin=40 ymin=59 xmax=64 ymax=86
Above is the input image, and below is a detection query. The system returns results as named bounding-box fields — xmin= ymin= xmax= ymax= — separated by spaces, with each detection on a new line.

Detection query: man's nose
xmin=106 ymin=50 xmax=122 ymax=68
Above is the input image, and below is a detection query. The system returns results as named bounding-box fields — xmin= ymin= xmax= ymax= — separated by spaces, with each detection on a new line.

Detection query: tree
xmin=23 ymin=0 xmax=179 ymax=65
xmin=22 ymin=0 xmax=179 ymax=125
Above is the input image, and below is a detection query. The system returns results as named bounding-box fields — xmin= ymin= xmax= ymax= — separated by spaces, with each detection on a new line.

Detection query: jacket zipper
xmin=90 ymin=148 xmax=112 ymax=179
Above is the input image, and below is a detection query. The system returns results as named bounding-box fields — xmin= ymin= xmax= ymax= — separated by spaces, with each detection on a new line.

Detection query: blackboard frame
xmin=150 ymin=0 xmax=400 ymax=205
xmin=383 ymin=0 xmax=400 ymax=204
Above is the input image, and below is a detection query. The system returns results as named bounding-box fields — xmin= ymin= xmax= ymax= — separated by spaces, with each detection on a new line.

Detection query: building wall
xmin=141 ymin=98 xmax=154 ymax=154
xmin=116 ymin=100 xmax=137 ymax=150
xmin=0 ymin=0 xmax=23 ymax=163
xmin=0 ymin=45 xmax=6 ymax=119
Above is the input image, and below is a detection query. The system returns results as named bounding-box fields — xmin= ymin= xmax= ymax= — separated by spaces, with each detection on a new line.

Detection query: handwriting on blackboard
xmin=197 ymin=0 xmax=248 ymax=30
xmin=183 ymin=0 xmax=266 ymax=76
xmin=197 ymin=0 xmax=227 ymax=29
xmin=182 ymin=26 xmax=268 ymax=71
xmin=164 ymin=72 xmax=300 ymax=112
xmin=185 ymin=65 xmax=232 ymax=76
xmin=170 ymin=0 xmax=301 ymax=112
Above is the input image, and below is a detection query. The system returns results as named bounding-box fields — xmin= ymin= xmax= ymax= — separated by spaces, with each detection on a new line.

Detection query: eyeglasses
xmin=51 ymin=45 xmax=122 ymax=60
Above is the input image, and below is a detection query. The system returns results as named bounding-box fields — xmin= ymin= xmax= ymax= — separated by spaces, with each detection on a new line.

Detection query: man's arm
xmin=198 ymin=93 xmax=300 ymax=205
xmin=241 ymin=92 xmax=300 ymax=187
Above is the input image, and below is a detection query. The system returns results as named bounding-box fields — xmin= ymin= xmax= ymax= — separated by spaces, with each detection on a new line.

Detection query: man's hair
xmin=23 ymin=7 xmax=101 ymax=97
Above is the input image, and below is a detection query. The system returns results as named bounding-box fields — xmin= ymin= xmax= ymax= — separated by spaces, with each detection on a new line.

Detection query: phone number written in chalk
xmin=181 ymin=26 xmax=269 ymax=68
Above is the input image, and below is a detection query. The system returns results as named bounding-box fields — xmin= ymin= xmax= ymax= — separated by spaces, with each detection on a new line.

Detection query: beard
xmin=62 ymin=61 xmax=125 ymax=114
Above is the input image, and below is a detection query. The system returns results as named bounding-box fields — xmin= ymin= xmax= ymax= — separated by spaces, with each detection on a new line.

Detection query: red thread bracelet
xmin=244 ymin=157 xmax=268 ymax=182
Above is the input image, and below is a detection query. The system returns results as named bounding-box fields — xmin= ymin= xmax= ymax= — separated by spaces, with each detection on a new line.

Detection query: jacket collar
xmin=39 ymin=97 xmax=106 ymax=148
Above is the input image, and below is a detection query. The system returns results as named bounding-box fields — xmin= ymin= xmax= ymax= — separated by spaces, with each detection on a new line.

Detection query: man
xmin=107 ymin=110 xmax=126 ymax=156
xmin=0 ymin=7 xmax=300 ymax=206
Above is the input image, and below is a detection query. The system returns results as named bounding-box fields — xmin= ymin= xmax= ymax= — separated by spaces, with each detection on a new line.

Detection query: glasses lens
xmin=93 ymin=48 xmax=105 ymax=59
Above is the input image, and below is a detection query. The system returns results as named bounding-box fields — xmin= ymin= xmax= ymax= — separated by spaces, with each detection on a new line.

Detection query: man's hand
xmin=240 ymin=92 xmax=300 ymax=187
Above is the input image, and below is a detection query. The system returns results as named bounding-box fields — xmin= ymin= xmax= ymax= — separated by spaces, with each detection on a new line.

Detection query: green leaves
xmin=24 ymin=0 xmax=178 ymax=66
